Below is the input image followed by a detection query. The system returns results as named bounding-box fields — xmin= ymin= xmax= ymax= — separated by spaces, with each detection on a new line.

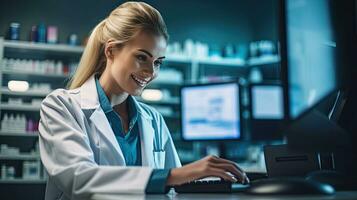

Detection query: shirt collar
xmin=95 ymin=76 xmax=138 ymax=126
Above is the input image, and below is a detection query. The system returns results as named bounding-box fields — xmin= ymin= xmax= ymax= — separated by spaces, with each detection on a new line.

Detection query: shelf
xmin=0 ymin=131 xmax=39 ymax=137
xmin=3 ymin=40 xmax=84 ymax=53
xmin=166 ymin=54 xmax=280 ymax=67
xmin=0 ymin=153 xmax=40 ymax=160
xmin=150 ymin=80 xmax=183 ymax=86
xmin=0 ymin=103 xmax=40 ymax=111
xmin=136 ymin=97 xmax=180 ymax=105
xmin=166 ymin=54 xmax=192 ymax=63
xmin=0 ymin=178 xmax=46 ymax=184
xmin=247 ymin=55 xmax=280 ymax=66
xmin=1 ymin=88 xmax=50 ymax=97
xmin=166 ymin=55 xmax=246 ymax=67
xmin=1 ymin=69 xmax=69 ymax=78
xmin=197 ymin=57 xmax=246 ymax=67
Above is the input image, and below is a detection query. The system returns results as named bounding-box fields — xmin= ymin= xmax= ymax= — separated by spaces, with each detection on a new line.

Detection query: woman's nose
xmin=143 ymin=62 xmax=155 ymax=75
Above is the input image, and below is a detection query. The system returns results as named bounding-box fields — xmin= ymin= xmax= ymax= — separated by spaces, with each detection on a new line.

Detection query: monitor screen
xmin=181 ymin=82 xmax=241 ymax=140
xmin=286 ymin=0 xmax=338 ymax=118
xmin=251 ymin=85 xmax=284 ymax=120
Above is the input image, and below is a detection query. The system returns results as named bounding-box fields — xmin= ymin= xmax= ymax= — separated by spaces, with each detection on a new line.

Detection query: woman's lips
xmin=131 ymin=74 xmax=150 ymax=87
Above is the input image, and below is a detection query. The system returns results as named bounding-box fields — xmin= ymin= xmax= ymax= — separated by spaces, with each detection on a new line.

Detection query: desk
xmin=91 ymin=191 xmax=357 ymax=200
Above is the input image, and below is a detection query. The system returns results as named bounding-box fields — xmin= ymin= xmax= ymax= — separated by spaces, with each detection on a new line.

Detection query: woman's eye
xmin=154 ymin=60 xmax=163 ymax=68
xmin=136 ymin=55 xmax=147 ymax=62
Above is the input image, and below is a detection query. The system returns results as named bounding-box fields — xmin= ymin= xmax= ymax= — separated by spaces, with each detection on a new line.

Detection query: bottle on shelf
xmin=1 ymin=165 xmax=6 ymax=179
xmin=1 ymin=114 xmax=9 ymax=132
xmin=6 ymin=166 xmax=15 ymax=179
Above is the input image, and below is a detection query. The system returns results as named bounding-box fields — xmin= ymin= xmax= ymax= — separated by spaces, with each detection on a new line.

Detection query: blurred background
xmin=0 ymin=0 xmax=284 ymax=198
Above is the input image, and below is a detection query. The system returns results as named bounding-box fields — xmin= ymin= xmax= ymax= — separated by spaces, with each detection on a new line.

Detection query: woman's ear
xmin=104 ymin=43 xmax=114 ymax=61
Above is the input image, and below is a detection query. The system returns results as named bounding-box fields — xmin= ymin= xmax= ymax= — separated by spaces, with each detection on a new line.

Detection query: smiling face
xmin=103 ymin=30 xmax=167 ymax=96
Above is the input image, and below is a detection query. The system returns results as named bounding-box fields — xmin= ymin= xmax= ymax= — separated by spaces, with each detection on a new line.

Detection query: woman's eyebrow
xmin=138 ymin=49 xmax=165 ymax=59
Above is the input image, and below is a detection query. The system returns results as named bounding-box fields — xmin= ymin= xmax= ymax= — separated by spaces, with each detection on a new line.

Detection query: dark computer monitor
xmin=279 ymin=0 xmax=350 ymax=151
xmin=248 ymin=83 xmax=284 ymax=141
xmin=180 ymin=82 xmax=241 ymax=141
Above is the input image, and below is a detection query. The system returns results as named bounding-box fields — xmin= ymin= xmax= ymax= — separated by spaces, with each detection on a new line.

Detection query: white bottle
xmin=2 ymin=58 xmax=8 ymax=69
xmin=50 ymin=60 xmax=55 ymax=74
xmin=19 ymin=59 xmax=26 ymax=71
xmin=1 ymin=114 xmax=9 ymax=132
xmin=8 ymin=58 xmax=15 ymax=70
xmin=25 ymin=59 xmax=31 ymax=72
xmin=23 ymin=161 xmax=29 ymax=179
xmin=8 ymin=114 xmax=14 ymax=133
xmin=34 ymin=60 xmax=40 ymax=73
xmin=14 ymin=114 xmax=20 ymax=132
xmin=1 ymin=165 xmax=6 ymax=179
xmin=20 ymin=115 xmax=26 ymax=132
xmin=29 ymin=59 xmax=35 ymax=72
xmin=56 ymin=61 xmax=63 ymax=75
xmin=249 ymin=67 xmax=263 ymax=83
xmin=6 ymin=166 xmax=15 ymax=179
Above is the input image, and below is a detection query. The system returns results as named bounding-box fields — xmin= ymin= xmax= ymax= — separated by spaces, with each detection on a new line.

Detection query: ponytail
xmin=67 ymin=20 xmax=106 ymax=89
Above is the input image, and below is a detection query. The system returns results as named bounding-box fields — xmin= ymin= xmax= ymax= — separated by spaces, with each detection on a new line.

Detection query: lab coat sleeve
xmin=38 ymin=90 xmax=153 ymax=199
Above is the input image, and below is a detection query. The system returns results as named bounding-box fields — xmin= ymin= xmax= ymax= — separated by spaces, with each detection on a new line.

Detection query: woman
xmin=39 ymin=2 xmax=248 ymax=200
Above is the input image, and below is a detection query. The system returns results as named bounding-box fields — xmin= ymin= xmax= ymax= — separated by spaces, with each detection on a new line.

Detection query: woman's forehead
xmin=127 ymin=31 xmax=167 ymax=57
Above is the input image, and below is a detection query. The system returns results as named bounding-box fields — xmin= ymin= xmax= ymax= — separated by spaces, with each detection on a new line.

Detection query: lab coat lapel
xmin=133 ymin=99 xmax=155 ymax=167
xmin=90 ymin=107 xmax=126 ymax=165
xmin=80 ymin=75 xmax=125 ymax=165
xmin=139 ymin=116 xmax=155 ymax=167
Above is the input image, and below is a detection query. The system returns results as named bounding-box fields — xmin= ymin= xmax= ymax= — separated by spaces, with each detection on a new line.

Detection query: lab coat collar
xmin=80 ymin=75 xmax=100 ymax=110
xmin=80 ymin=75 xmax=152 ymax=120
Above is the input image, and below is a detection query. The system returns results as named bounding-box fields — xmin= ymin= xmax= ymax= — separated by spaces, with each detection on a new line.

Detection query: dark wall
xmin=0 ymin=0 xmax=278 ymax=46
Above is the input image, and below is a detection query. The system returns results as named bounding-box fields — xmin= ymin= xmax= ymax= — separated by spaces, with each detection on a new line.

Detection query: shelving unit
xmin=0 ymin=38 xmax=84 ymax=184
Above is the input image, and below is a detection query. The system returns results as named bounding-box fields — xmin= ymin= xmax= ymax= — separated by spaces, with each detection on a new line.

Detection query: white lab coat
xmin=38 ymin=75 xmax=182 ymax=200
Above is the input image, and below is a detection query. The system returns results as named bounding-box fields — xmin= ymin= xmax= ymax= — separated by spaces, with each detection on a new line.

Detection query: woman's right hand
xmin=166 ymin=155 xmax=249 ymax=186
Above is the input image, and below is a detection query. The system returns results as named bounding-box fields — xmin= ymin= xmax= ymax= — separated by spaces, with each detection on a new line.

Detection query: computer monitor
xmin=180 ymin=82 xmax=241 ymax=141
xmin=279 ymin=0 xmax=350 ymax=151
xmin=282 ymin=0 xmax=338 ymax=119
xmin=249 ymin=83 xmax=284 ymax=141
xmin=251 ymin=84 xmax=284 ymax=120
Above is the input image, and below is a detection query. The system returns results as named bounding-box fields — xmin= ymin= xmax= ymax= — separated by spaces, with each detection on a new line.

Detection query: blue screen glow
xmin=181 ymin=83 xmax=240 ymax=140
xmin=287 ymin=0 xmax=337 ymax=118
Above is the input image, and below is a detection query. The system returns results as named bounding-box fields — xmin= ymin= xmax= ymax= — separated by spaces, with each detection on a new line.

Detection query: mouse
xmin=244 ymin=177 xmax=335 ymax=195
xmin=306 ymin=170 xmax=354 ymax=191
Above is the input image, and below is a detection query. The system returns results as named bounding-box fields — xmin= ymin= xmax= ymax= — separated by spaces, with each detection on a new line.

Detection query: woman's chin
xmin=128 ymin=87 xmax=144 ymax=96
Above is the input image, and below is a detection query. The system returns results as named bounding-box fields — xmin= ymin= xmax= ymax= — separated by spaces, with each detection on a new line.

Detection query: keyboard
xmin=173 ymin=173 xmax=267 ymax=193
xmin=173 ymin=177 xmax=233 ymax=193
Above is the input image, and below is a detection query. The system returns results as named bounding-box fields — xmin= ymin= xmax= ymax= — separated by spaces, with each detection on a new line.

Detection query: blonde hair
xmin=68 ymin=2 xmax=168 ymax=89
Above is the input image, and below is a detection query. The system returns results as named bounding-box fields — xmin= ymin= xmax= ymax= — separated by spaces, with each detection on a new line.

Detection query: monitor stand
xmin=282 ymin=109 xmax=356 ymax=190
xmin=203 ymin=142 xmax=228 ymax=159
xmin=285 ymin=109 xmax=350 ymax=152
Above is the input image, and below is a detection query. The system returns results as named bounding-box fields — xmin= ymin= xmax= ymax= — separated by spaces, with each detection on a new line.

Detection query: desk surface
xmin=91 ymin=191 xmax=357 ymax=200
